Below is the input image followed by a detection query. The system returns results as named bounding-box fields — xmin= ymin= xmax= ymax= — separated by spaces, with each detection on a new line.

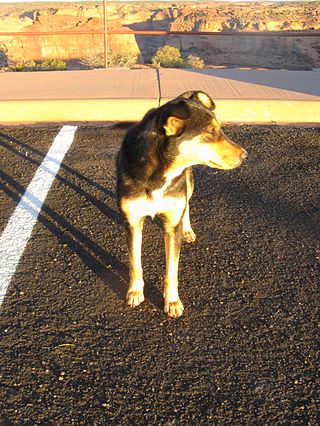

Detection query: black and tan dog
xmin=116 ymin=91 xmax=247 ymax=317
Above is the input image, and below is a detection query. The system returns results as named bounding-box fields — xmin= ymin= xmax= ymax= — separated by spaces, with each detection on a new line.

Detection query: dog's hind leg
xmin=164 ymin=221 xmax=184 ymax=318
xmin=182 ymin=168 xmax=196 ymax=243
xmin=126 ymin=219 xmax=145 ymax=307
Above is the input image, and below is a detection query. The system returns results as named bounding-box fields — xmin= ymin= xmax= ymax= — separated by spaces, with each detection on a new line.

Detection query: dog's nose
xmin=241 ymin=150 xmax=248 ymax=161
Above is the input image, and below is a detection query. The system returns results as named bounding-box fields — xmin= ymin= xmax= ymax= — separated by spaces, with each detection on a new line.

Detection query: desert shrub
xmin=80 ymin=52 xmax=104 ymax=69
xmin=9 ymin=60 xmax=37 ymax=71
xmin=151 ymin=45 xmax=185 ymax=68
xmin=9 ymin=59 xmax=66 ymax=71
xmin=107 ymin=52 xmax=138 ymax=68
xmin=80 ymin=52 xmax=137 ymax=68
xmin=40 ymin=59 xmax=66 ymax=70
xmin=187 ymin=54 xmax=205 ymax=68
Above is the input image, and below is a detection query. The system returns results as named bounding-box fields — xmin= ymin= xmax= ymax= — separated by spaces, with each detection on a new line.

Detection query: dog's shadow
xmin=1 ymin=168 xmax=164 ymax=312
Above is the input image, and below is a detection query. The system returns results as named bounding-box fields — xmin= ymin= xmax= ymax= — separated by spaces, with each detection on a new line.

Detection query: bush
xmin=80 ymin=52 xmax=138 ymax=69
xmin=9 ymin=60 xmax=38 ymax=72
xmin=80 ymin=52 xmax=104 ymax=69
xmin=151 ymin=45 xmax=185 ymax=68
xmin=9 ymin=59 xmax=66 ymax=72
xmin=187 ymin=54 xmax=204 ymax=69
xmin=107 ymin=52 xmax=138 ymax=68
xmin=40 ymin=59 xmax=66 ymax=70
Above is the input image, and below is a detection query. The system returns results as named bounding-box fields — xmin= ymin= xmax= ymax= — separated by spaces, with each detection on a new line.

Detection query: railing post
xmin=103 ymin=0 xmax=108 ymax=68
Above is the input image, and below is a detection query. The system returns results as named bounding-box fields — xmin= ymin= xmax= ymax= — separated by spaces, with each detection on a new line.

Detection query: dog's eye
xmin=206 ymin=126 xmax=217 ymax=135
xmin=205 ymin=129 xmax=218 ymax=138
xmin=202 ymin=129 xmax=220 ymax=143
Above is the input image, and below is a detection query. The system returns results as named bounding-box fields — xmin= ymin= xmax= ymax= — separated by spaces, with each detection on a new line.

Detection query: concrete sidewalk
xmin=0 ymin=68 xmax=319 ymax=124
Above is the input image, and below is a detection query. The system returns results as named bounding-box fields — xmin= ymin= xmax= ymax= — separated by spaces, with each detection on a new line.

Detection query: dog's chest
xmin=121 ymin=183 xmax=185 ymax=226
xmin=147 ymin=186 xmax=171 ymax=217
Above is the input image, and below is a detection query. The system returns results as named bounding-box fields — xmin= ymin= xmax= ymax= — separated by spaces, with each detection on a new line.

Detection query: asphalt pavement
xmin=0 ymin=125 xmax=319 ymax=424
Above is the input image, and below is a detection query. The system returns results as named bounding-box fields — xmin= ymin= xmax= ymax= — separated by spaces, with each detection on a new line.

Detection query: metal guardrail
xmin=1 ymin=30 xmax=320 ymax=36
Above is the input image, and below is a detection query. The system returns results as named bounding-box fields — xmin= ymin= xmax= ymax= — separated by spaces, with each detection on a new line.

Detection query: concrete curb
xmin=0 ymin=98 xmax=159 ymax=125
xmin=1 ymin=98 xmax=319 ymax=126
xmin=0 ymin=69 xmax=319 ymax=125
xmin=214 ymin=99 xmax=320 ymax=124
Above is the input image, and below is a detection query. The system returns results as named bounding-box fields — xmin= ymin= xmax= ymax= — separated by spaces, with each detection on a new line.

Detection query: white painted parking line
xmin=0 ymin=125 xmax=77 ymax=307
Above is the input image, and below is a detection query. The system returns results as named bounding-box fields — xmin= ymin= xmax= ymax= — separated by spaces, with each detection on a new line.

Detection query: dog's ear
xmin=163 ymin=100 xmax=190 ymax=136
xmin=180 ymin=91 xmax=216 ymax=111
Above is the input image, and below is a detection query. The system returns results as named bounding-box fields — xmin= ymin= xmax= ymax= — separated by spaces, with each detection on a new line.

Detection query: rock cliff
xmin=0 ymin=2 xmax=319 ymax=70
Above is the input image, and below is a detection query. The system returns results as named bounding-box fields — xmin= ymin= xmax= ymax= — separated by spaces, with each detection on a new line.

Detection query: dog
xmin=116 ymin=91 xmax=247 ymax=317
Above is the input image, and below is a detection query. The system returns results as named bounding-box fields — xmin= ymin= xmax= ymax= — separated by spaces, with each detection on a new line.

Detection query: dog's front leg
xmin=126 ymin=221 xmax=145 ymax=307
xmin=164 ymin=221 xmax=184 ymax=318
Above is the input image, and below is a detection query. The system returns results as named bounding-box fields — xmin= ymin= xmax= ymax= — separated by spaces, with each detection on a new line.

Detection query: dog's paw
xmin=164 ymin=298 xmax=184 ymax=318
xmin=183 ymin=229 xmax=196 ymax=243
xmin=126 ymin=290 xmax=145 ymax=307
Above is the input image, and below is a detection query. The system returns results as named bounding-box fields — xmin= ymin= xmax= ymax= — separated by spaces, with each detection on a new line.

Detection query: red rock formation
xmin=0 ymin=2 xmax=319 ymax=70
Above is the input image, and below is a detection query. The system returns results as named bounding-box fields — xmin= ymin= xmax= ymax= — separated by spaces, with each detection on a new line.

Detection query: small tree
xmin=151 ymin=45 xmax=185 ymax=68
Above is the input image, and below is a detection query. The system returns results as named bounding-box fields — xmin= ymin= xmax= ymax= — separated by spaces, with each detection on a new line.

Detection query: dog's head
xmin=160 ymin=91 xmax=247 ymax=171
